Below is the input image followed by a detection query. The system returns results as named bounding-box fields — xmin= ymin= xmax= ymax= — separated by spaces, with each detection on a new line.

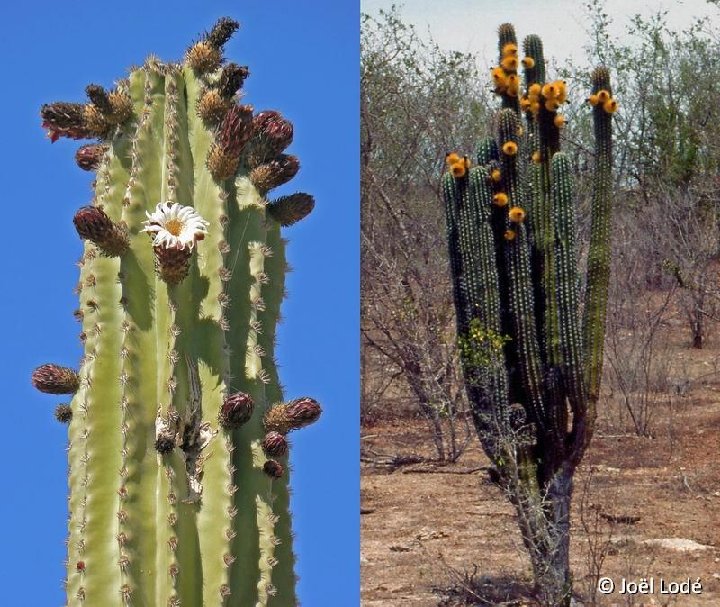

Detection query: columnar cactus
xmin=443 ymin=24 xmax=615 ymax=607
xmin=33 ymin=18 xmax=320 ymax=607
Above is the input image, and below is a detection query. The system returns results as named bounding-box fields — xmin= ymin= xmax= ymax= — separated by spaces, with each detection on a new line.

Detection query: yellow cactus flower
xmin=508 ymin=206 xmax=526 ymax=223
xmin=529 ymin=100 xmax=541 ymax=115
xmin=603 ymin=98 xmax=618 ymax=114
xmin=544 ymin=98 xmax=560 ymax=112
xmin=446 ymin=152 xmax=461 ymax=166
xmin=596 ymin=89 xmax=610 ymax=103
xmin=528 ymin=83 xmax=542 ymax=98
xmin=520 ymin=96 xmax=531 ymax=111
xmin=521 ymin=56 xmax=535 ymax=69
xmin=554 ymin=114 xmax=566 ymax=128
xmin=490 ymin=168 xmax=502 ymax=182
xmin=542 ymin=82 xmax=558 ymax=98
xmin=501 ymin=55 xmax=519 ymax=71
xmin=502 ymin=43 xmax=518 ymax=56
xmin=450 ymin=161 xmax=466 ymax=178
xmin=587 ymin=94 xmax=599 ymax=106
xmin=491 ymin=66 xmax=507 ymax=83
xmin=493 ymin=192 xmax=509 ymax=207
xmin=502 ymin=141 xmax=518 ymax=156
xmin=504 ymin=229 xmax=517 ymax=241
xmin=531 ymin=150 xmax=542 ymax=164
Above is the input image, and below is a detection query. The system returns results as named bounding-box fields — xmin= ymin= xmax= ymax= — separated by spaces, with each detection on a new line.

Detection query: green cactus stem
xmin=442 ymin=23 xmax=615 ymax=607
xmin=33 ymin=17 xmax=321 ymax=607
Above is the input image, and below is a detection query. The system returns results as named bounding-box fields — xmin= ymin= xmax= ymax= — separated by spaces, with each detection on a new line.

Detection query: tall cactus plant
xmin=443 ymin=24 xmax=616 ymax=607
xmin=32 ymin=18 xmax=321 ymax=607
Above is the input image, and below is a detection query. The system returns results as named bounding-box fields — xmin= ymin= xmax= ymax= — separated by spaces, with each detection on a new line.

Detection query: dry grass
xmin=361 ymin=333 xmax=720 ymax=606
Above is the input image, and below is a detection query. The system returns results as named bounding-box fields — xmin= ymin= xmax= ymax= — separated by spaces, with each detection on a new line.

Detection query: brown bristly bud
xmin=55 ymin=404 xmax=73 ymax=424
xmin=153 ymin=246 xmax=192 ymax=285
xmin=207 ymin=144 xmax=238 ymax=180
xmin=75 ymin=144 xmax=108 ymax=171
xmin=263 ymin=459 xmax=284 ymax=479
xmin=264 ymin=397 xmax=322 ymax=434
xmin=73 ymin=206 xmax=129 ymax=256
xmin=250 ymin=154 xmax=300 ymax=193
xmin=41 ymin=102 xmax=94 ymax=142
xmin=185 ymin=41 xmax=222 ymax=73
xmin=218 ymin=104 xmax=254 ymax=157
xmin=246 ymin=110 xmax=294 ymax=167
xmin=267 ymin=193 xmax=314 ymax=227
xmin=206 ymin=17 xmax=240 ymax=50
xmin=197 ymin=89 xmax=232 ymax=125
xmin=219 ymin=392 xmax=255 ymax=429
xmin=85 ymin=84 xmax=113 ymax=114
xmin=83 ymin=104 xmax=113 ymax=138
xmin=208 ymin=104 xmax=254 ymax=180
xmin=218 ymin=63 xmax=249 ymax=98
xmin=262 ymin=431 xmax=289 ymax=457
xmin=108 ymin=90 xmax=133 ymax=124
xmin=32 ymin=364 xmax=80 ymax=395
xmin=83 ymin=85 xmax=132 ymax=129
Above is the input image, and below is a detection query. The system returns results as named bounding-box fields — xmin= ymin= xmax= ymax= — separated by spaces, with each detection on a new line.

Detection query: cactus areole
xmin=34 ymin=18 xmax=321 ymax=607
xmin=442 ymin=24 xmax=614 ymax=607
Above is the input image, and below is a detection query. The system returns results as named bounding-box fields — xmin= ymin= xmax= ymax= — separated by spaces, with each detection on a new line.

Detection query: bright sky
xmin=362 ymin=0 xmax=720 ymax=66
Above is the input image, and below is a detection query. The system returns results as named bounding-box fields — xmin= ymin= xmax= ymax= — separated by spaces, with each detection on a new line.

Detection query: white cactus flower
xmin=142 ymin=202 xmax=209 ymax=250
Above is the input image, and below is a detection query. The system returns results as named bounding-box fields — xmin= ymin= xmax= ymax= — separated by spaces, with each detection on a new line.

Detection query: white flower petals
xmin=142 ymin=202 xmax=209 ymax=250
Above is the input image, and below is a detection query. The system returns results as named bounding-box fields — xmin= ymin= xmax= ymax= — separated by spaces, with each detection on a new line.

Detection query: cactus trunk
xmin=35 ymin=18 xmax=320 ymax=607
xmin=443 ymin=25 xmax=615 ymax=606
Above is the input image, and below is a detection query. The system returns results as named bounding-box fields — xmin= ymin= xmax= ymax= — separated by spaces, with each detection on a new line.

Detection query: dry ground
xmin=361 ymin=343 xmax=720 ymax=606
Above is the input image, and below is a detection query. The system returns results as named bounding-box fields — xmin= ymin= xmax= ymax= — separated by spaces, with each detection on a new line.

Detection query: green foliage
xmin=572 ymin=1 xmax=720 ymax=188
xmin=457 ymin=319 xmax=510 ymax=370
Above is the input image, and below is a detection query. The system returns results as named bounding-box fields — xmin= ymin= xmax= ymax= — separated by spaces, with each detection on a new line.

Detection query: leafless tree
xmin=361 ymin=9 xmax=492 ymax=461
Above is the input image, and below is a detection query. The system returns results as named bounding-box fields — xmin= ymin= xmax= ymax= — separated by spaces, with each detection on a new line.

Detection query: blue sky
xmin=0 ymin=1 xmax=358 ymax=605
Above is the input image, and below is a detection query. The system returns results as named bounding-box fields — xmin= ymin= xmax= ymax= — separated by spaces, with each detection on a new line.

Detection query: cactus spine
xmin=34 ymin=18 xmax=321 ymax=607
xmin=443 ymin=25 xmax=615 ymax=607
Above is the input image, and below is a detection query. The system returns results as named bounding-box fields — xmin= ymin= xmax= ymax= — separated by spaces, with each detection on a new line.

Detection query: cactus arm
xmin=259 ymin=226 xmax=298 ymax=604
xmin=498 ymin=110 xmax=545 ymax=426
xmin=222 ymin=176 xmax=268 ymax=605
xmin=442 ymin=173 xmax=471 ymax=335
xmin=551 ymin=152 xmax=587 ymax=451
xmin=582 ymin=68 xmax=614 ymax=417
xmin=497 ymin=23 xmax=520 ymax=113
xmin=119 ymin=65 xmax=168 ymax=606
xmin=181 ymin=66 xmax=237 ymax=605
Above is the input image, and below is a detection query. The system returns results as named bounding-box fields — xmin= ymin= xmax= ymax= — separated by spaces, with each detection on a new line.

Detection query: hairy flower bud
xmin=32 ymin=364 xmax=80 ymax=394
xmin=75 ymin=144 xmax=108 ymax=171
xmin=263 ymin=459 xmax=284 ymax=479
xmin=219 ymin=392 xmax=255 ymax=429
xmin=249 ymin=154 xmax=300 ymax=193
xmin=74 ymin=205 xmax=129 ymax=256
xmin=264 ymin=397 xmax=322 ymax=434
xmin=262 ymin=431 xmax=289 ymax=457
xmin=267 ymin=193 xmax=314 ymax=227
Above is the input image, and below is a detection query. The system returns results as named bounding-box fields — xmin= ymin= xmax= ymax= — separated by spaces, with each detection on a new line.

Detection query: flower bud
xmin=263 ymin=460 xmax=284 ymax=479
xmin=32 ymin=364 xmax=80 ymax=394
xmin=219 ymin=392 xmax=255 ymax=428
xmin=262 ymin=431 xmax=288 ymax=457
